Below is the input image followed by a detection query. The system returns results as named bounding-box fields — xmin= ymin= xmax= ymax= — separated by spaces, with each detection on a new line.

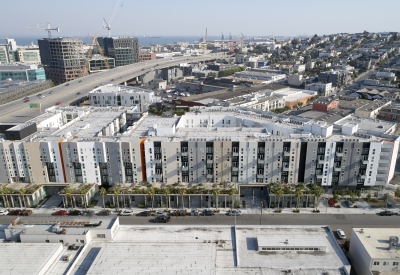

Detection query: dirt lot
xmin=367 ymin=198 xmax=392 ymax=208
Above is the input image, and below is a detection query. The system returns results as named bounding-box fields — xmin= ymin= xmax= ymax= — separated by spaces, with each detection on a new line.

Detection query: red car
xmin=8 ymin=209 xmax=23 ymax=215
xmin=24 ymin=99 xmax=30 ymax=102
xmin=328 ymin=198 xmax=336 ymax=207
xmin=56 ymin=101 xmax=61 ymax=105
xmin=53 ymin=210 xmax=68 ymax=216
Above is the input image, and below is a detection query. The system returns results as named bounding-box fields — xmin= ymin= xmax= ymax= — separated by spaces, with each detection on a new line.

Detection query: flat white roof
xmin=0 ymin=243 xmax=63 ymax=275
xmin=257 ymin=234 xmax=327 ymax=248
xmin=353 ymin=228 xmax=400 ymax=259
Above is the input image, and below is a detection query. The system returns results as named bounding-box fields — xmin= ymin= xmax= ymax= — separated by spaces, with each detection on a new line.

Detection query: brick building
xmin=312 ymin=97 xmax=339 ymax=112
xmin=139 ymin=52 xmax=156 ymax=62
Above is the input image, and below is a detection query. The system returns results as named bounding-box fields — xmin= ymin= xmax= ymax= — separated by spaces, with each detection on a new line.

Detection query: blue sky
xmin=1 ymin=0 xmax=399 ymax=37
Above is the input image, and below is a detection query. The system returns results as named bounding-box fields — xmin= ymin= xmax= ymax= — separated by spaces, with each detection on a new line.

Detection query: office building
xmin=88 ymin=84 xmax=155 ymax=112
xmin=38 ymin=37 xmax=85 ymax=85
xmin=0 ymin=63 xmax=45 ymax=81
xmin=88 ymin=54 xmax=115 ymax=73
xmin=350 ymin=228 xmax=400 ymax=275
xmin=17 ymin=48 xmax=41 ymax=64
xmin=102 ymin=37 xmax=139 ymax=66
xmin=139 ymin=52 xmax=156 ymax=62
xmin=0 ymin=45 xmax=17 ymax=64
xmin=0 ymin=106 xmax=398 ymax=190
xmin=318 ymin=70 xmax=351 ymax=87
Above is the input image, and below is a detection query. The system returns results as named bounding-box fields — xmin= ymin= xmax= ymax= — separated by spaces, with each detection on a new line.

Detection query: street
xmin=2 ymin=213 xmax=400 ymax=241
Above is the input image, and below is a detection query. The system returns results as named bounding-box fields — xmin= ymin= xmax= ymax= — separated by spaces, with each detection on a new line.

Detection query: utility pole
xmin=260 ymin=201 xmax=264 ymax=225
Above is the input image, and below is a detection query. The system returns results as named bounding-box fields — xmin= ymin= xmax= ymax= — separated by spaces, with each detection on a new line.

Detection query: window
xmin=97 ymin=234 xmax=106 ymax=238
xmin=374 ymin=261 xmax=380 ymax=266
xmin=393 ymin=262 xmax=399 ymax=266
xmin=45 ymin=240 xmax=49 ymax=243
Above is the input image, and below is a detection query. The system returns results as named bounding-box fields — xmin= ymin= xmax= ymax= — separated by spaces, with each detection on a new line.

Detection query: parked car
xmin=152 ymin=211 xmax=165 ymax=216
xmin=328 ymin=198 xmax=336 ymax=207
xmin=23 ymin=97 xmax=29 ymax=100
xmin=65 ymin=83 xmax=69 ymax=86
xmin=344 ymin=200 xmax=353 ymax=208
xmin=337 ymin=229 xmax=346 ymax=239
xmin=153 ymin=215 xmax=170 ymax=223
xmin=53 ymin=210 xmax=68 ymax=216
xmin=83 ymin=210 xmax=95 ymax=216
xmin=76 ymin=92 xmax=81 ymax=95
xmin=137 ymin=211 xmax=152 ymax=217
xmin=201 ymin=210 xmax=215 ymax=216
xmin=68 ymin=210 xmax=83 ymax=216
xmin=0 ymin=210 xmax=9 ymax=215
xmin=120 ymin=210 xmax=134 ymax=216
xmin=49 ymin=91 xmax=53 ymax=94
xmin=379 ymin=210 xmax=394 ymax=216
xmin=8 ymin=209 xmax=23 ymax=215
xmin=79 ymin=80 xmax=82 ymax=83
xmin=96 ymin=210 xmax=111 ymax=216
xmin=23 ymin=99 xmax=30 ymax=102
xmin=227 ymin=210 xmax=242 ymax=216
xmin=56 ymin=101 xmax=61 ymax=105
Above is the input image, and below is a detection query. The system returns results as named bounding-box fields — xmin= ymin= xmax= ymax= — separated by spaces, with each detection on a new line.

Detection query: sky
xmin=0 ymin=0 xmax=399 ymax=38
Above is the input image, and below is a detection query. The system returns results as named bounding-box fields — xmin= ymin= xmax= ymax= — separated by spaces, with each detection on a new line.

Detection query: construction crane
xmin=103 ymin=0 xmax=121 ymax=37
xmin=25 ymin=22 xmax=59 ymax=38
xmin=82 ymin=34 xmax=110 ymax=77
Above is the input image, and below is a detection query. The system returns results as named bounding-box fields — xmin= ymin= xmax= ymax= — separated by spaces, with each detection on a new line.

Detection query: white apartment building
xmin=0 ymin=106 xmax=398 ymax=190
xmin=305 ymin=82 xmax=334 ymax=96
xmin=88 ymin=84 xmax=155 ymax=112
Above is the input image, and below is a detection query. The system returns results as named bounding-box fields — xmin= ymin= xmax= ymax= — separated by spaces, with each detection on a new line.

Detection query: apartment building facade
xmin=0 ymin=107 xmax=398 ymax=190
xmin=102 ymin=37 xmax=139 ymax=66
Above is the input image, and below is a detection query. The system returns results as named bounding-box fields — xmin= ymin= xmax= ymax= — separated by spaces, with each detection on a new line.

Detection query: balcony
xmin=379 ymin=158 xmax=390 ymax=164
xmin=335 ymin=151 xmax=343 ymax=157
xmin=380 ymin=150 xmax=391 ymax=156
xmin=154 ymin=159 xmax=161 ymax=164
xmin=206 ymin=174 xmax=213 ymax=179
xmin=318 ymin=157 xmax=326 ymax=164
xmin=283 ymin=151 xmax=290 ymax=157
xmin=282 ymin=166 xmax=289 ymax=172
xmin=257 ymin=174 xmax=264 ymax=179
xmin=316 ymin=174 xmax=323 ymax=179
xmin=258 ymin=159 xmax=264 ymax=164
xmin=362 ymin=159 xmax=369 ymax=165
xmin=233 ymin=152 xmax=239 ymax=156
xmin=181 ymin=166 xmax=189 ymax=171
xmin=207 ymin=159 xmax=213 ymax=164
xmin=232 ymin=167 xmax=239 ymax=172
xmin=181 ymin=152 xmax=188 ymax=157
xmin=360 ymin=174 xmax=366 ymax=179
xmin=334 ymin=167 xmax=341 ymax=172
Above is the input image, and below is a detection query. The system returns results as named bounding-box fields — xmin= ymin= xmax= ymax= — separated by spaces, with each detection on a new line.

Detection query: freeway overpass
xmin=0 ymin=54 xmax=224 ymax=124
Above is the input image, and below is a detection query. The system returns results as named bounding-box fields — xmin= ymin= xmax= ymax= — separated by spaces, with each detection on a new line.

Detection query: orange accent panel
xmin=57 ymin=138 xmax=67 ymax=183
xmin=139 ymin=138 xmax=147 ymax=182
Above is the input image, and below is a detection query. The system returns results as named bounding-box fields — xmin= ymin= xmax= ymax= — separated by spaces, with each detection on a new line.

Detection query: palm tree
xmin=148 ymin=187 xmax=155 ymax=211
xmin=80 ymin=187 xmax=88 ymax=211
xmin=313 ymin=186 xmax=322 ymax=211
xmin=294 ymin=186 xmax=303 ymax=210
xmin=19 ymin=188 xmax=27 ymax=209
xmin=212 ymin=188 xmax=220 ymax=211
xmin=163 ymin=187 xmax=170 ymax=211
xmin=64 ymin=187 xmax=74 ymax=210
xmin=178 ymin=188 xmax=186 ymax=210
xmin=228 ymin=188 xmax=236 ymax=211
xmin=275 ymin=188 xmax=284 ymax=211
xmin=113 ymin=188 xmax=121 ymax=211
xmin=99 ymin=187 xmax=107 ymax=210
xmin=0 ymin=187 xmax=10 ymax=210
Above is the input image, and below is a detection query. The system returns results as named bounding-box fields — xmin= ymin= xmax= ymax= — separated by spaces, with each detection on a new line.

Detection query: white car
xmin=152 ymin=211 xmax=165 ymax=216
xmin=337 ymin=229 xmax=346 ymax=239
xmin=119 ymin=210 xmax=134 ymax=216
xmin=228 ymin=210 xmax=242 ymax=216
xmin=0 ymin=210 xmax=9 ymax=215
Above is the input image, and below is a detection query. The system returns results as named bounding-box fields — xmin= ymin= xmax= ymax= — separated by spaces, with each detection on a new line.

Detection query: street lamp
xmin=260 ymin=201 xmax=264 ymax=225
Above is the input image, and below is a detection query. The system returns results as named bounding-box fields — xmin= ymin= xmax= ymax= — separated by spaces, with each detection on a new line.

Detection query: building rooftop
xmin=313 ymin=97 xmax=337 ymax=105
xmin=88 ymin=84 xmax=154 ymax=95
xmin=0 ymin=63 xmax=38 ymax=71
xmin=70 ymin=225 xmax=350 ymax=275
xmin=353 ymin=228 xmax=400 ymax=259
xmin=0 ymin=243 xmax=63 ymax=275
xmin=335 ymin=114 xmax=396 ymax=135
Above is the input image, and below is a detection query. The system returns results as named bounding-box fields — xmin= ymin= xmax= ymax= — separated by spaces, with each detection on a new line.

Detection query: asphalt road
xmin=2 ymin=213 xmax=400 ymax=241
xmin=0 ymin=53 xmax=224 ymax=123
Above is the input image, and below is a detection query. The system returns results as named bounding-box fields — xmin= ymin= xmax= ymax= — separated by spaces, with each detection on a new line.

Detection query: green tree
xmin=64 ymin=187 xmax=74 ymax=210
xmin=366 ymin=193 xmax=372 ymax=202
xmin=349 ymin=192 xmax=356 ymax=203
xmin=275 ymin=188 xmax=284 ymax=211
xmin=294 ymin=186 xmax=303 ymax=210
xmin=148 ymin=187 xmax=155 ymax=211
xmin=0 ymin=187 xmax=11 ymax=210
xmin=19 ymin=188 xmax=27 ymax=209
xmin=163 ymin=187 xmax=170 ymax=211
xmin=99 ymin=187 xmax=107 ymax=210
xmin=313 ymin=186 xmax=322 ymax=211
xmin=178 ymin=188 xmax=186 ymax=210
xmin=80 ymin=187 xmax=88 ymax=211
xmin=212 ymin=188 xmax=221 ymax=211
xmin=395 ymin=187 xmax=400 ymax=198
xmin=113 ymin=188 xmax=121 ymax=211
xmin=228 ymin=188 xmax=236 ymax=211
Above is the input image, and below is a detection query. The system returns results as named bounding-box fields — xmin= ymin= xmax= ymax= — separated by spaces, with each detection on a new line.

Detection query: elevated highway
xmin=0 ymin=54 xmax=224 ymax=123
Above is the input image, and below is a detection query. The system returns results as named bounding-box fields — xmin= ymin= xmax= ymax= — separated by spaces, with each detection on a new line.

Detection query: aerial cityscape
xmin=1 ymin=1 xmax=400 ymax=275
